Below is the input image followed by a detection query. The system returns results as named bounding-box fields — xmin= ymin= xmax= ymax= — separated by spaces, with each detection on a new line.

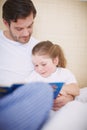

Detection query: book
xmin=49 ymin=82 xmax=64 ymax=99
xmin=0 ymin=84 xmax=23 ymax=97
xmin=0 ymin=82 xmax=64 ymax=98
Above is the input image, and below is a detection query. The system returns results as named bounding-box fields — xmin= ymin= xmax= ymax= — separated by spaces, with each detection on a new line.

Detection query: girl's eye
xmin=35 ymin=65 xmax=38 ymax=67
xmin=42 ymin=64 xmax=46 ymax=66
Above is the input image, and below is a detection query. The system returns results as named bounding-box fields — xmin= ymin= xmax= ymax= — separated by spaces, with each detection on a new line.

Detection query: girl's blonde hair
xmin=32 ymin=40 xmax=67 ymax=68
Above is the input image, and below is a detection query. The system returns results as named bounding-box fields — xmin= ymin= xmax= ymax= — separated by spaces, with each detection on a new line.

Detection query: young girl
xmin=25 ymin=40 xmax=80 ymax=111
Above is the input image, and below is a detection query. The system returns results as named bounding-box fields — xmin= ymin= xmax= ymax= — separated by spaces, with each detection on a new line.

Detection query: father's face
xmin=5 ymin=13 xmax=34 ymax=44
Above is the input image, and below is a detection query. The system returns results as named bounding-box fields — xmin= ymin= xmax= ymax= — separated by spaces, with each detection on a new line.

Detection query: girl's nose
xmin=38 ymin=66 xmax=43 ymax=72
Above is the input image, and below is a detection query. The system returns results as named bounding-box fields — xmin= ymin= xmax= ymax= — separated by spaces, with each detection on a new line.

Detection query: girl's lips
xmin=40 ymin=72 xmax=46 ymax=75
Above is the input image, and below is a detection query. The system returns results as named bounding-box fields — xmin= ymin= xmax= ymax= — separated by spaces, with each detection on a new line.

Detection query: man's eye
xmin=16 ymin=28 xmax=22 ymax=31
xmin=28 ymin=25 xmax=32 ymax=29
xmin=28 ymin=24 xmax=33 ymax=29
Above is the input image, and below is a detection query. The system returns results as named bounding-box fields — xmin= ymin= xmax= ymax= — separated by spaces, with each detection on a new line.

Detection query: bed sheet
xmin=41 ymin=87 xmax=87 ymax=130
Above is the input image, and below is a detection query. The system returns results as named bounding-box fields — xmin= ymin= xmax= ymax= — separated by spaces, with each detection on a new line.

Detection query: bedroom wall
xmin=0 ymin=0 xmax=87 ymax=88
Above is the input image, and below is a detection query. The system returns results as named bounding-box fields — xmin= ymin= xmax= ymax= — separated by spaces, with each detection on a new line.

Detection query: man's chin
xmin=20 ymin=41 xmax=29 ymax=44
xmin=19 ymin=36 xmax=31 ymax=44
xmin=19 ymin=39 xmax=30 ymax=44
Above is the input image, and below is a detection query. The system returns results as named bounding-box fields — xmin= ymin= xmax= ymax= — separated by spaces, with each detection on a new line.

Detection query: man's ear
xmin=3 ymin=19 xmax=9 ymax=28
xmin=53 ymin=57 xmax=59 ymax=66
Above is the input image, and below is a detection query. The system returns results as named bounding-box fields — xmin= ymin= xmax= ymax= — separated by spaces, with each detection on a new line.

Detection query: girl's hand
xmin=53 ymin=94 xmax=74 ymax=111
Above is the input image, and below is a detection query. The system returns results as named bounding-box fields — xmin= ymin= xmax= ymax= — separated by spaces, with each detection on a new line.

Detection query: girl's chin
xmin=41 ymin=73 xmax=49 ymax=78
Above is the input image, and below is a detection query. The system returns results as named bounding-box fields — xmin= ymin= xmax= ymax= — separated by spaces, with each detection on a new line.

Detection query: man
xmin=0 ymin=0 xmax=38 ymax=85
xmin=0 ymin=0 xmax=53 ymax=130
xmin=0 ymin=0 xmax=73 ymax=111
xmin=0 ymin=0 xmax=81 ymax=130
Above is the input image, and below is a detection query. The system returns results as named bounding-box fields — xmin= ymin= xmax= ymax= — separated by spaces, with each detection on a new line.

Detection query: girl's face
xmin=32 ymin=55 xmax=58 ymax=77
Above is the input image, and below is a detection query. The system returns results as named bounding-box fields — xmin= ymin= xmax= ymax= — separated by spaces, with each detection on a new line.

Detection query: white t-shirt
xmin=0 ymin=30 xmax=38 ymax=86
xmin=25 ymin=67 xmax=77 ymax=85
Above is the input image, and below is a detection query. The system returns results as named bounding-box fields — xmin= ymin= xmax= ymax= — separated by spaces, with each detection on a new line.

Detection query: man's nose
xmin=22 ymin=29 xmax=29 ymax=36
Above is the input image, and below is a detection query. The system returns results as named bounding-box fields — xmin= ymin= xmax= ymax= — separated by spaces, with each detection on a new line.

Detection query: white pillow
xmin=75 ymin=87 xmax=87 ymax=103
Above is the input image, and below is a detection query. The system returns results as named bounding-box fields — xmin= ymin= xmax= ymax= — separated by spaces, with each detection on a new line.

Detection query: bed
xmin=42 ymin=87 xmax=87 ymax=130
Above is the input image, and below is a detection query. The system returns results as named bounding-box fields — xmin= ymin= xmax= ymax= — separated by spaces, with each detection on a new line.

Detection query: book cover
xmin=49 ymin=82 xmax=64 ymax=99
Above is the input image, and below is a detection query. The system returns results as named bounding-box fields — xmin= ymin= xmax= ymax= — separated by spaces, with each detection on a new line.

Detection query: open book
xmin=0 ymin=82 xmax=64 ymax=98
xmin=0 ymin=84 xmax=23 ymax=97
xmin=49 ymin=82 xmax=64 ymax=99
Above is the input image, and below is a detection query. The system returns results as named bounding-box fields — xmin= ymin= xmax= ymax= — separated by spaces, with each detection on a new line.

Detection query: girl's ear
xmin=53 ymin=57 xmax=59 ymax=66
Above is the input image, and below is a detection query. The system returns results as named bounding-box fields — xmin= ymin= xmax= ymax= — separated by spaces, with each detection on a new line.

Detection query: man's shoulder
xmin=0 ymin=30 xmax=4 ymax=42
xmin=0 ymin=30 xmax=3 ymax=35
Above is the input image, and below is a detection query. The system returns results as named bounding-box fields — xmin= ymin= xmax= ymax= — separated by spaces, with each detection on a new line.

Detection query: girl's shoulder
xmin=57 ymin=67 xmax=72 ymax=74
